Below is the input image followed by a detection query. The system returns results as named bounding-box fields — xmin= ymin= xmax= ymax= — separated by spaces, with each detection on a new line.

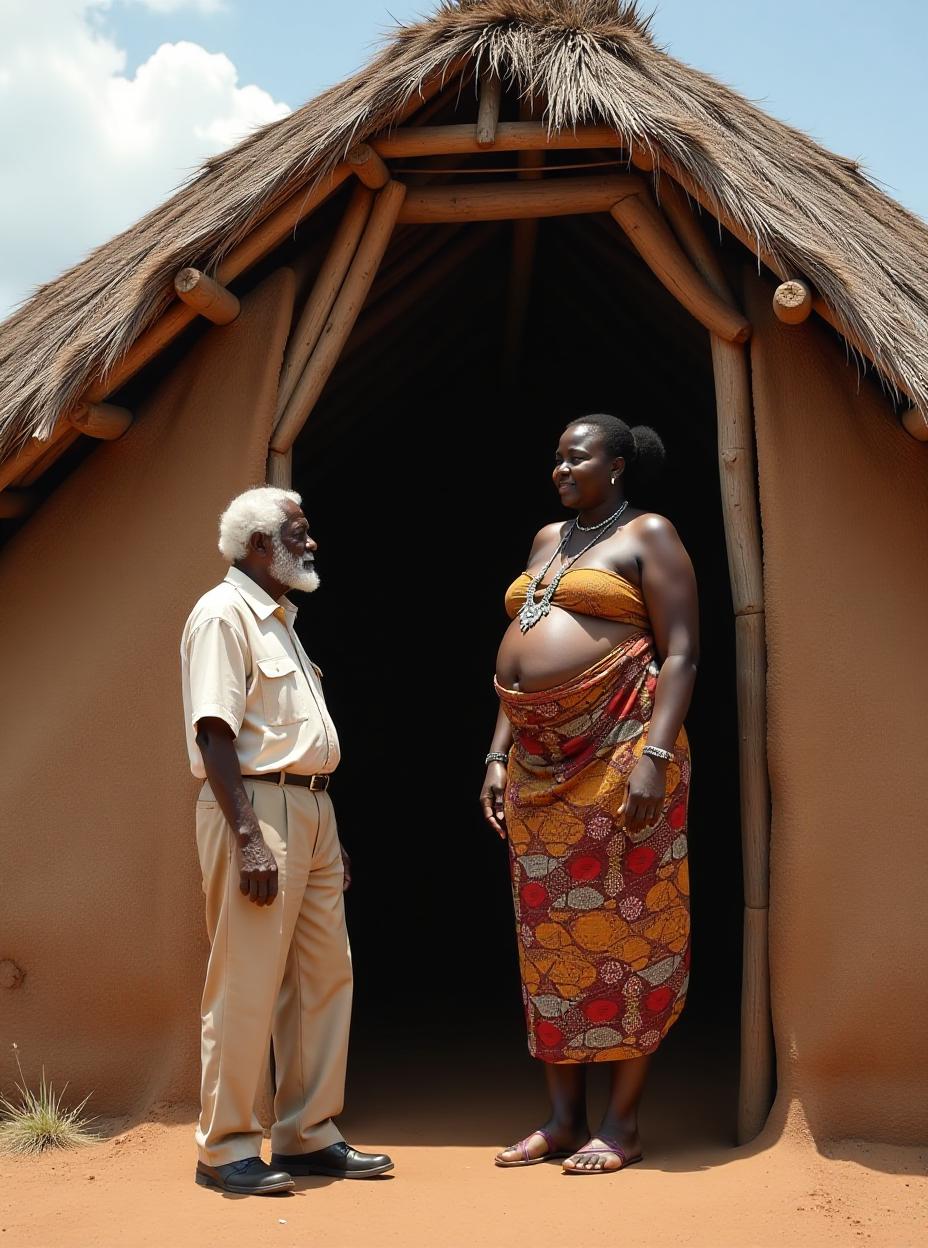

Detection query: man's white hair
xmin=218 ymin=487 xmax=302 ymax=563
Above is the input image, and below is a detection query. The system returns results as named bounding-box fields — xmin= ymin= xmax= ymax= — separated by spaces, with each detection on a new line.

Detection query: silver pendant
xmin=518 ymin=599 xmax=547 ymax=632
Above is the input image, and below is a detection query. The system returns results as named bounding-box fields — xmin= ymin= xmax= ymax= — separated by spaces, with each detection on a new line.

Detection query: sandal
xmin=562 ymin=1135 xmax=643 ymax=1175
xmin=494 ymin=1128 xmax=576 ymax=1168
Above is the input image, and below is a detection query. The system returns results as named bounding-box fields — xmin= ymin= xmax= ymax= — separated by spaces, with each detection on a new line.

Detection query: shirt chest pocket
xmin=255 ymin=656 xmax=308 ymax=727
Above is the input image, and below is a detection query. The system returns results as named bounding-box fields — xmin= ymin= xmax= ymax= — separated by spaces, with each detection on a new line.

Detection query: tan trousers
xmin=194 ymin=779 xmax=352 ymax=1166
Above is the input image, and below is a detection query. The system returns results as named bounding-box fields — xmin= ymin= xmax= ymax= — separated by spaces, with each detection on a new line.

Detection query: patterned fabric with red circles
xmin=495 ymin=633 xmax=691 ymax=1063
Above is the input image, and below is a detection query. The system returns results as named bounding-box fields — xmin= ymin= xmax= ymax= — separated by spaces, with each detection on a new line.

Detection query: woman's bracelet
xmin=642 ymin=744 xmax=674 ymax=763
xmin=485 ymin=751 xmax=509 ymax=767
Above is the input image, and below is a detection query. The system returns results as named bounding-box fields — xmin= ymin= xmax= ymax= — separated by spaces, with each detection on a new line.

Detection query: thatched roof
xmin=2 ymin=0 xmax=927 ymax=459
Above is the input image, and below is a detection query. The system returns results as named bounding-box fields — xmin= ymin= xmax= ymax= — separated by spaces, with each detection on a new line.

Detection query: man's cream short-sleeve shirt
xmin=180 ymin=567 xmax=340 ymax=779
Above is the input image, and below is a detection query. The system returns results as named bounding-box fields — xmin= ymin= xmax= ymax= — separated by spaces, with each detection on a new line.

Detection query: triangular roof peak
xmin=2 ymin=0 xmax=927 ymax=480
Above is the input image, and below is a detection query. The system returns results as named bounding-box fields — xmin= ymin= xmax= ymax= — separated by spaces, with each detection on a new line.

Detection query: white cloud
xmin=0 ymin=0 xmax=289 ymax=319
xmin=129 ymin=0 xmax=226 ymax=12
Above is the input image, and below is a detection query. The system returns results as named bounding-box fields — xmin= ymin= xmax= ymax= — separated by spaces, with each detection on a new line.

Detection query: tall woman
xmin=482 ymin=414 xmax=698 ymax=1175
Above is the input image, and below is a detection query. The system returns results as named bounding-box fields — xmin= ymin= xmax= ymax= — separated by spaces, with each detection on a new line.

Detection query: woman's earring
xmin=611 ymin=475 xmax=616 ymax=485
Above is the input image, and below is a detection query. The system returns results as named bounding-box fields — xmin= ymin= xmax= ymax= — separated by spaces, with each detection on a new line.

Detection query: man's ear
xmin=250 ymin=530 xmax=271 ymax=557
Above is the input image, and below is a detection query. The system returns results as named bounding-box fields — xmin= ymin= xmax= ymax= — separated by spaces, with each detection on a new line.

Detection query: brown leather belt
xmin=247 ymin=772 xmax=331 ymax=791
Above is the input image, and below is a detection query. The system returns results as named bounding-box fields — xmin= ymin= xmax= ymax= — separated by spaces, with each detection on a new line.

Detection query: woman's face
xmin=552 ymin=424 xmax=623 ymax=510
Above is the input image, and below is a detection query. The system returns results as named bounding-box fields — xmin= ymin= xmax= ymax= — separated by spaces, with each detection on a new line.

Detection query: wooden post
xmin=69 ymin=402 xmax=134 ymax=441
xmin=902 ymin=407 xmax=928 ymax=441
xmin=371 ymin=121 xmax=623 ymax=158
xmin=656 ymin=178 xmax=736 ymax=304
xmin=611 ymin=194 xmax=752 ymax=343
xmin=271 ymin=179 xmax=407 ymax=453
xmin=711 ymin=334 xmax=773 ymax=1144
xmin=502 ymin=102 xmax=544 ymax=381
xmin=266 ymin=448 xmax=292 ymax=488
xmin=348 ymin=143 xmax=390 ymax=190
xmin=772 ymin=280 xmax=813 ymax=324
xmin=174 ymin=268 xmax=241 ymax=325
xmin=475 ymin=69 xmax=502 ymax=147
xmin=740 ymin=906 xmax=774 ymax=1142
xmin=277 ymin=184 xmax=375 ymax=415
xmin=398 ymin=173 xmax=643 ymax=223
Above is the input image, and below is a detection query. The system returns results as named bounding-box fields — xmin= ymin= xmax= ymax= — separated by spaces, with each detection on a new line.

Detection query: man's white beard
xmin=270 ymin=535 xmax=320 ymax=593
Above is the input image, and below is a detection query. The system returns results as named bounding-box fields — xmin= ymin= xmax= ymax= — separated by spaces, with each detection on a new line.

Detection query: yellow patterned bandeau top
xmin=504 ymin=567 xmax=650 ymax=629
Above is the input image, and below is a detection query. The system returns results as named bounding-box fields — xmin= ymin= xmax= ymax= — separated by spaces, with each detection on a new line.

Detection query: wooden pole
xmin=277 ymin=184 xmax=375 ymax=415
xmin=174 ymin=268 xmax=240 ymax=325
xmin=656 ymin=178 xmax=736 ymax=305
xmin=611 ymin=194 xmax=752 ymax=344
xmin=69 ymin=402 xmax=134 ymax=441
xmin=271 ymin=179 xmax=407 ymax=453
xmin=372 ymin=121 xmax=624 ymax=158
xmin=348 ymin=143 xmax=390 ymax=190
xmin=712 ymin=334 xmax=773 ymax=1145
xmin=83 ymin=167 xmax=353 ymax=408
xmin=266 ymin=448 xmax=292 ymax=488
xmin=740 ymin=905 xmax=774 ymax=1143
xmin=399 ymin=173 xmax=643 ymax=223
xmin=502 ymin=102 xmax=545 ymax=381
xmin=772 ymin=279 xmax=813 ymax=325
xmin=0 ymin=59 xmax=468 ymax=497
xmin=475 ymin=69 xmax=502 ymax=147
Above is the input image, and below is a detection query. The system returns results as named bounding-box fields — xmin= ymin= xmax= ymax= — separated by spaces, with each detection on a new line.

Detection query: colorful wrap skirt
xmin=495 ymin=633 xmax=691 ymax=1064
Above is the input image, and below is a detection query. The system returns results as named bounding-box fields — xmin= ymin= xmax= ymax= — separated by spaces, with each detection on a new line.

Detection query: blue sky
xmin=106 ymin=0 xmax=928 ymax=217
xmin=2 ymin=1 xmax=925 ymax=318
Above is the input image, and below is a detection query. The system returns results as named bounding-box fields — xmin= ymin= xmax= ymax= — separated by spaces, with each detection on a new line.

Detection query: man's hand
xmin=340 ymin=843 xmax=352 ymax=892
xmin=237 ymin=829 xmax=279 ymax=906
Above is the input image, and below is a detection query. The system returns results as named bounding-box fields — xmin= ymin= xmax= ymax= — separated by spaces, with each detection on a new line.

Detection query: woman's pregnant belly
xmin=496 ymin=605 xmax=645 ymax=693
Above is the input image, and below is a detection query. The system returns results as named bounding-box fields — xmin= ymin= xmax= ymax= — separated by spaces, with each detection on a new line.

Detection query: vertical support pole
xmin=266 ymin=447 xmax=292 ymax=488
xmin=711 ymin=333 xmax=774 ymax=1144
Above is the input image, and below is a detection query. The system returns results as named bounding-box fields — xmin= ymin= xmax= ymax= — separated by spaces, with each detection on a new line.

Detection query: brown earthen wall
xmin=0 ymin=269 xmax=295 ymax=1114
xmin=746 ymin=271 xmax=928 ymax=1144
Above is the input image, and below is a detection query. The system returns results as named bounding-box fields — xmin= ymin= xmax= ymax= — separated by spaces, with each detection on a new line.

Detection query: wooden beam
xmin=739 ymin=905 xmax=774 ymax=1144
xmin=656 ymin=178 xmax=737 ymax=305
xmin=0 ymin=490 xmax=37 ymax=520
xmin=372 ymin=122 xmax=625 ymax=158
xmin=271 ymin=180 xmax=407 ymax=453
xmin=399 ymin=173 xmax=644 ymax=223
xmin=69 ymin=402 xmax=134 ymax=441
xmin=772 ymin=279 xmax=813 ymax=325
xmin=174 ymin=267 xmax=240 ymax=325
xmin=83 ymin=167 xmax=353 ymax=409
xmin=502 ymin=105 xmax=545 ymax=381
xmin=611 ymin=194 xmax=752 ymax=344
xmin=0 ymin=60 xmax=470 ymax=498
xmin=712 ymin=332 xmax=773 ymax=1143
xmin=633 ymin=148 xmax=920 ymax=408
xmin=277 ymin=184 xmax=375 ymax=415
xmin=348 ymin=143 xmax=390 ymax=190
xmin=475 ymin=69 xmax=502 ymax=147
xmin=902 ymin=407 xmax=928 ymax=442
xmin=266 ymin=448 xmax=292 ymax=488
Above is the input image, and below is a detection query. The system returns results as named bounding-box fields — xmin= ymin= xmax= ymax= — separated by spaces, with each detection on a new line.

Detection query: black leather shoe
xmin=195 ymin=1156 xmax=294 ymax=1194
xmin=272 ymin=1141 xmax=394 ymax=1179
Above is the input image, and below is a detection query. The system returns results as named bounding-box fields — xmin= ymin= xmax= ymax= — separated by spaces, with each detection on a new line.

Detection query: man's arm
xmin=186 ymin=616 xmax=277 ymax=907
xmin=196 ymin=717 xmax=279 ymax=907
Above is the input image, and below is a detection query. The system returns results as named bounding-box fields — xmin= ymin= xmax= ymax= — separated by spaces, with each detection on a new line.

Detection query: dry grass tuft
xmin=0 ymin=1046 xmax=97 ymax=1156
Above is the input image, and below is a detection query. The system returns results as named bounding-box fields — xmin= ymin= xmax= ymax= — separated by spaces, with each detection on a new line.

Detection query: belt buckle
xmin=309 ymin=774 xmax=329 ymax=792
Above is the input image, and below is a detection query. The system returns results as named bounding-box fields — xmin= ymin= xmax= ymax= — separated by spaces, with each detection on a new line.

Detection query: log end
xmin=70 ymin=401 xmax=134 ymax=441
xmin=174 ymin=267 xmax=201 ymax=295
xmin=773 ymin=279 xmax=812 ymax=324
xmin=901 ymin=406 xmax=928 ymax=442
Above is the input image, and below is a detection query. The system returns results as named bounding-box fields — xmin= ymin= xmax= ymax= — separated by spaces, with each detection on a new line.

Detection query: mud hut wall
xmin=745 ymin=270 xmax=928 ymax=1144
xmin=0 ymin=269 xmax=296 ymax=1114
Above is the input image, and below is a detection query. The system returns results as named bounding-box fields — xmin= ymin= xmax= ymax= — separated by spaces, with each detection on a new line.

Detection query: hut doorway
xmin=285 ymin=209 xmax=756 ymax=1150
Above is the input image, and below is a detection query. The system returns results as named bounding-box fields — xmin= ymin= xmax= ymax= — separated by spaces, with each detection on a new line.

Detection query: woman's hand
xmin=479 ymin=762 xmax=508 ymax=839
xmin=619 ymin=756 xmax=668 ymax=834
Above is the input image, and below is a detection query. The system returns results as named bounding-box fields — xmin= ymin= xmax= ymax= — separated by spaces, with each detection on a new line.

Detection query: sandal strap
xmin=509 ymin=1127 xmax=556 ymax=1162
xmin=575 ymin=1139 xmax=628 ymax=1162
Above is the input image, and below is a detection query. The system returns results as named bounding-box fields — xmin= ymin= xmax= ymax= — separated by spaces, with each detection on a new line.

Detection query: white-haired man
xmin=180 ymin=486 xmax=392 ymax=1195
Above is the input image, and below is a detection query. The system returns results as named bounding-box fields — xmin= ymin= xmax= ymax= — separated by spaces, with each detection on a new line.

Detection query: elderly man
xmin=180 ymin=486 xmax=391 ymax=1195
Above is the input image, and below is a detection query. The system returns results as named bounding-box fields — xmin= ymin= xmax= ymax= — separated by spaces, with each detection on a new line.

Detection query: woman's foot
xmin=562 ymin=1123 xmax=642 ymax=1174
xmin=494 ymin=1122 xmax=588 ymax=1168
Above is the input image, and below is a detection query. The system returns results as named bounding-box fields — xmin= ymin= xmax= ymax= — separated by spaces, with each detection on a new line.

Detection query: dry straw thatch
xmin=2 ymin=0 xmax=927 ymax=459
